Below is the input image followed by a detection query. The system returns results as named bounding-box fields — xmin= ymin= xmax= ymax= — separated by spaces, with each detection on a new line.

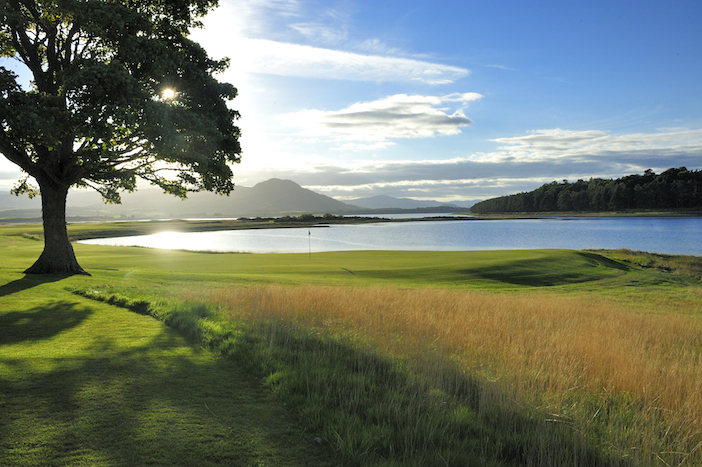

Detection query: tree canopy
xmin=470 ymin=168 xmax=702 ymax=214
xmin=0 ymin=0 xmax=241 ymax=274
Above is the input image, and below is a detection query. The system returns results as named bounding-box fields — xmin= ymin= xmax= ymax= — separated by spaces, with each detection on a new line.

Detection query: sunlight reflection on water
xmin=78 ymin=217 xmax=702 ymax=256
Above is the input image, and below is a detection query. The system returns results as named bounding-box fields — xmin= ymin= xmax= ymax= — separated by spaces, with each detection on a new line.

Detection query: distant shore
xmin=1 ymin=210 xmax=700 ymax=242
xmin=0 ymin=215 xmax=467 ymax=241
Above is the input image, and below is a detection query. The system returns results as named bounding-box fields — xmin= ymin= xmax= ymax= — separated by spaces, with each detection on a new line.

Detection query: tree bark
xmin=24 ymin=179 xmax=90 ymax=275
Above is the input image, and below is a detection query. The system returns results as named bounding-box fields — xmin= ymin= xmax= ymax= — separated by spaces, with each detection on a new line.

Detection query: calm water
xmin=78 ymin=217 xmax=702 ymax=256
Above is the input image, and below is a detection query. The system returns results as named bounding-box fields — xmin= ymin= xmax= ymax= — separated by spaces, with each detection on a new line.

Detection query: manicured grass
xmin=0 ymin=221 xmax=689 ymax=292
xmin=2 ymin=225 xmax=702 ymax=465
xmin=0 ymin=260 xmax=336 ymax=465
xmin=74 ymin=244 xmax=633 ymax=290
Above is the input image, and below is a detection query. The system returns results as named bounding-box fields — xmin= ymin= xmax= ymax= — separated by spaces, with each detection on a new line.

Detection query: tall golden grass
xmin=197 ymin=284 xmax=702 ymax=464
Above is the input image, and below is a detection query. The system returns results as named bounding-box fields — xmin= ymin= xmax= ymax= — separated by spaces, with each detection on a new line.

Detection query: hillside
xmin=0 ymin=179 xmax=360 ymax=220
xmin=0 ymin=178 xmax=474 ymax=221
xmin=230 ymin=178 xmax=354 ymax=216
xmin=471 ymin=167 xmax=702 ymax=214
xmin=347 ymin=194 xmax=457 ymax=210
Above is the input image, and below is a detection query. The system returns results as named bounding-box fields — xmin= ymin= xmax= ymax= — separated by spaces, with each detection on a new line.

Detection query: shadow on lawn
xmin=0 ymin=301 xmax=92 ymax=346
xmin=246 ymin=325 xmax=639 ymax=467
xmin=0 ymin=274 xmax=72 ymax=298
xmin=0 ymin=317 xmax=336 ymax=466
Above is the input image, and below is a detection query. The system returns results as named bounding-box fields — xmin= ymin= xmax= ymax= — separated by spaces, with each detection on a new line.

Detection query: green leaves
xmin=10 ymin=174 xmax=39 ymax=198
xmin=1 ymin=0 xmax=241 ymax=202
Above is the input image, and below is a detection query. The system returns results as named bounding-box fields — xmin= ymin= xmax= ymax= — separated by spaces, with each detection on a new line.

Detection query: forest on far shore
xmin=470 ymin=167 xmax=702 ymax=214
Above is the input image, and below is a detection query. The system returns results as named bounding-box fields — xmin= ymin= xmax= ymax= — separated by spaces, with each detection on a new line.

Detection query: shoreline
xmin=1 ymin=210 xmax=701 ymax=242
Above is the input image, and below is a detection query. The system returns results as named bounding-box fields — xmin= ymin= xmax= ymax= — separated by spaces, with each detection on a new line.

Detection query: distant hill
xmin=347 ymin=194 xmax=458 ymax=210
xmin=224 ymin=178 xmax=356 ymax=216
xmin=450 ymin=200 xmax=482 ymax=210
xmin=0 ymin=178 xmax=361 ymax=220
xmin=471 ymin=167 xmax=702 ymax=214
xmin=82 ymin=178 xmax=362 ymax=218
xmin=0 ymin=178 xmax=479 ymax=222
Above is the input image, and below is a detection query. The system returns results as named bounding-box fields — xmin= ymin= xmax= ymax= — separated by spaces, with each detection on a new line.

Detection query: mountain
xmin=78 ymin=178 xmax=361 ymax=218
xmin=1 ymin=178 xmax=480 ymax=222
xmin=1 ymin=178 xmax=360 ymax=220
xmin=346 ymin=194 xmax=467 ymax=210
xmin=221 ymin=178 xmax=356 ymax=216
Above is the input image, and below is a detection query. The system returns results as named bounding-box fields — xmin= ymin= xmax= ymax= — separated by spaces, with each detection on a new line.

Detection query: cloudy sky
xmin=2 ymin=0 xmax=702 ymax=204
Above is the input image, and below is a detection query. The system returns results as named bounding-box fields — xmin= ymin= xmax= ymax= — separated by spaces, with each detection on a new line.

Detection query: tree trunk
xmin=24 ymin=179 xmax=90 ymax=275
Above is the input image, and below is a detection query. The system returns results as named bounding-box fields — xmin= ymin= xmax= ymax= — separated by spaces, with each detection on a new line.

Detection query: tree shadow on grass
xmin=0 ymin=274 xmax=72 ymax=298
xmin=250 ymin=326 xmax=640 ymax=467
xmin=0 ymin=313 xmax=337 ymax=466
xmin=0 ymin=301 xmax=92 ymax=346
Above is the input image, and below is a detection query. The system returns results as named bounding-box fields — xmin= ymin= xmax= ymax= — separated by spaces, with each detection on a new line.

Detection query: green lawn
xmin=0 ymin=237 xmax=336 ymax=466
xmin=1 ymin=221 xmax=686 ymax=292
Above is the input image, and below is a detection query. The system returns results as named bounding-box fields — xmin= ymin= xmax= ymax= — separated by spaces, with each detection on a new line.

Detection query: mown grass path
xmin=0 ymin=275 xmax=335 ymax=466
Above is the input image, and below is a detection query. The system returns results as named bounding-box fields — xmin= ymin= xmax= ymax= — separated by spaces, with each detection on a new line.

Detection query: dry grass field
xmin=187 ymin=282 xmax=702 ymax=465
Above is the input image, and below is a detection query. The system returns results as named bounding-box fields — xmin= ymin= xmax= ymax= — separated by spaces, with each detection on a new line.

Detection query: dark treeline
xmin=470 ymin=167 xmax=702 ymax=214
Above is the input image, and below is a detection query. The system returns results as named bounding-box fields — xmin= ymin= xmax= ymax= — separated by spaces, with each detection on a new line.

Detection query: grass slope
xmin=0 ymin=268 xmax=335 ymax=465
xmin=76 ymin=245 xmax=630 ymax=290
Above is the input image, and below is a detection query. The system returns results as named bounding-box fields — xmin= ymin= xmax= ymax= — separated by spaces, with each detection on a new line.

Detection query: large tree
xmin=0 ymin=0 xmax=241 ymax=275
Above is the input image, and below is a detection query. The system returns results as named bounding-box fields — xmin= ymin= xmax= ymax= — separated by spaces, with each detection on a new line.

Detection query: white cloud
xmin=331 ymin=142 xmax=397 ymax=152
xmin=288 ymin=5 xmax=353 ymax=45
xmin=235 ymin=39 xmax=470 ymax=84
xmin=290 ymin=22 xmax=348 ymax=44
xmin=229 ymin=125 xmax=702 ymax=202
xmin=214 ymin=0 xmax=303 ymax=38
xmin=484 ymin=64 xmax=518 ymax=71
xmin=278 ymin=92 xmax=482 ymax=148
xmin=482 ymin=128 xmax=702 ymax=164
xmin=358 ymin=39 xmax=403 ymax=56
xmin=192 ymin=1 xmax=471 ymax=85
xmin=235 ymin=156 xmax=572 ymax=202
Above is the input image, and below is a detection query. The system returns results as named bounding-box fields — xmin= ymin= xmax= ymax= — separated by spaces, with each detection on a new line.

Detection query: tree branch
xmin=0 ymin=139 xmax=36 ymax=174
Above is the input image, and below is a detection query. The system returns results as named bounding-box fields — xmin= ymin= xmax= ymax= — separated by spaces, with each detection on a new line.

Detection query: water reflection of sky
xmin=78 ymin=217 xmax=702 ymax=256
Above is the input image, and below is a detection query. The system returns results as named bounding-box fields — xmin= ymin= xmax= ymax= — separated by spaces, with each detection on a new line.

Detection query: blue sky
xmin=2 ymin=0 xmax=702 ymax=204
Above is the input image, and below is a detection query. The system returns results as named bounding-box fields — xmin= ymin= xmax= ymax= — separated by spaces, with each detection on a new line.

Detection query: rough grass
xmin=174 ymin=284 xmax=702 ymax=466
xmin=600 ymin=248 xmax=702 ymax=281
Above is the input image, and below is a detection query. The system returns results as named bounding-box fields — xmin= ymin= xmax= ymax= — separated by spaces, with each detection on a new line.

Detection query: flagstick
xmin=308 ymin=230 xmax=311 ymax=260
